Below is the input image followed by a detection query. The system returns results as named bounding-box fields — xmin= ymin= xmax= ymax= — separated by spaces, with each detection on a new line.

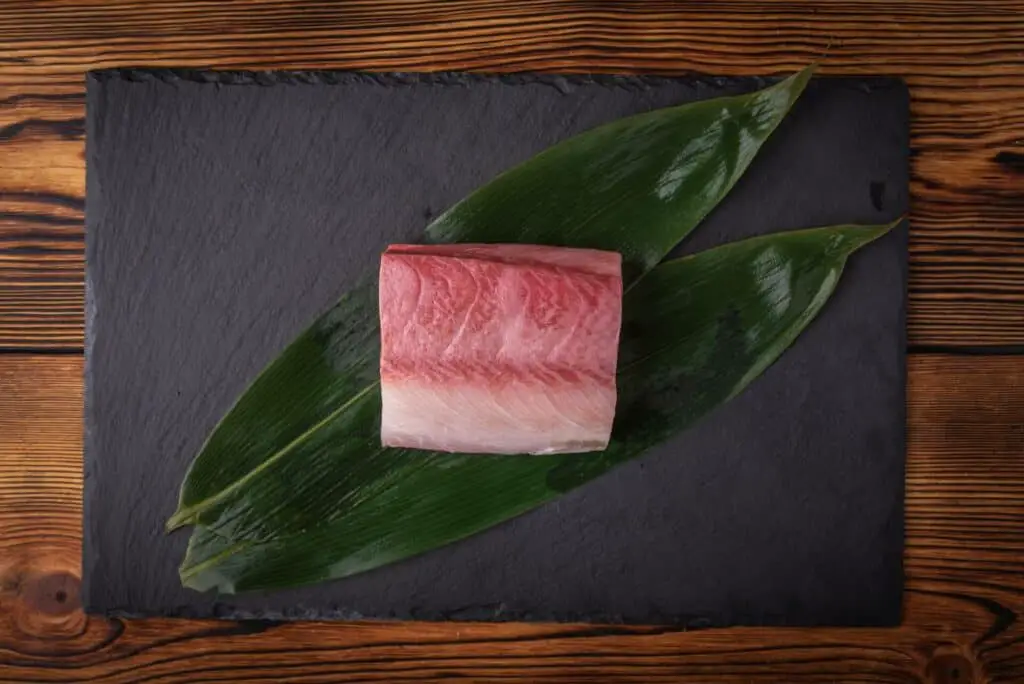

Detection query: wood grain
xmin=0 ymin=354 xmax=1021 ymax=682
xmin=1 ymin=1 xmax=1022 ymax=681
xmin=0 ymin=0 xmax=1023 ymax=349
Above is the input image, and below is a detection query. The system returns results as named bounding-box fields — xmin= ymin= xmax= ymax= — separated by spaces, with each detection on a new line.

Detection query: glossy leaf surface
xmin=425 ymin=69 xmax=814 ymax=283
xmin=176 ymin=223 xmax=893 ymax=592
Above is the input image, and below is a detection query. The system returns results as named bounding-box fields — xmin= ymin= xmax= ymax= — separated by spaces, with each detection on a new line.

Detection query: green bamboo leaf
xmin=177 ymin=221 xmax=896 ymax=593
xmin=168 ymin=68 xmax=813 ymax=531
xmin=425 ymin=68 xmax=815 ymax=282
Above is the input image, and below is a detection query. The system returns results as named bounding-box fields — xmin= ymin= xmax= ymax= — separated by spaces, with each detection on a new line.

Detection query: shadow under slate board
xmin=84 ymin=70 xmax=908 ymax=626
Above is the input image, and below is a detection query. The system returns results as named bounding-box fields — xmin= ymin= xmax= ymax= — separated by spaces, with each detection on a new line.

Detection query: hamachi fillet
xmin=379 ymin=243 xmax=623 ymax=455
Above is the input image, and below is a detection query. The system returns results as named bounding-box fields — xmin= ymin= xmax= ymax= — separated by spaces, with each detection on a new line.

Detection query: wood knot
xmin=21 ymin=571 xmax=80 ymax=617
xmin=0 ymin=553 xmax=91 ymax=646
xmin=927 ymin=647 xmax=976 ymax=684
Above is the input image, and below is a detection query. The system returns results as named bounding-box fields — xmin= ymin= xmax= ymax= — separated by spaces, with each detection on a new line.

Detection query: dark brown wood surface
xmin=1 ymin=1 xmax=1021 ymax=681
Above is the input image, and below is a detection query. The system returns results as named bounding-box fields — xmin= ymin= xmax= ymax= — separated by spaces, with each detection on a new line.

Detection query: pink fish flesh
xmin=379 ymin=243 xmax=623 ymax=455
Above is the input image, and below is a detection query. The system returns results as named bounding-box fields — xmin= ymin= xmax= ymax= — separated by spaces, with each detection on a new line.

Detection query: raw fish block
xmin=379 ymin=243 xmax=623 ymax=454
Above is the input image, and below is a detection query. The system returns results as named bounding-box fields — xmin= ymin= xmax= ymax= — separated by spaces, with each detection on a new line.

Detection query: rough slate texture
xmin=84 ymin=70 xmax=908 ymax=626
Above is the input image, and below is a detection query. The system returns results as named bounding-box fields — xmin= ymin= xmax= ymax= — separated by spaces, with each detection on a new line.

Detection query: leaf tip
xmin=869 ymin=215 xmax=905 ymax=241
xmin=781 ymin=63 xmax=817 ymax=101
xmin=757 ymin=64 xmax=816 ymax=125
xmin=834 ymin=217 xmax=904 ymax=255
xmin=166 ymin=509 xmax=192 ymax=532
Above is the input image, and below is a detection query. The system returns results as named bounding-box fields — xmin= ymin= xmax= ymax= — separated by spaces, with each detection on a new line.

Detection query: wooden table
xmin=2 ymin=1 xmax=1022 ymax=681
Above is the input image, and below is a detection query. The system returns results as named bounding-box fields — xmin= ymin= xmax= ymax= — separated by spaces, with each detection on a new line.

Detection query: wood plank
xmin=0 ymin=354 xmax=1021 ymax=682
xmin=1 ymin=0 xmax=1023 ymax=349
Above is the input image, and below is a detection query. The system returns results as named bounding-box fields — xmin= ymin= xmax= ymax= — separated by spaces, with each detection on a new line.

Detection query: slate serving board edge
xmin=83 ymin=70 xmax=909 ymax=625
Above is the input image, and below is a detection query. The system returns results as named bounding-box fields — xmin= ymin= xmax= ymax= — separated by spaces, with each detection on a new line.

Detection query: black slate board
xmin=84 ymin=70 xmax=908 ymax=626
